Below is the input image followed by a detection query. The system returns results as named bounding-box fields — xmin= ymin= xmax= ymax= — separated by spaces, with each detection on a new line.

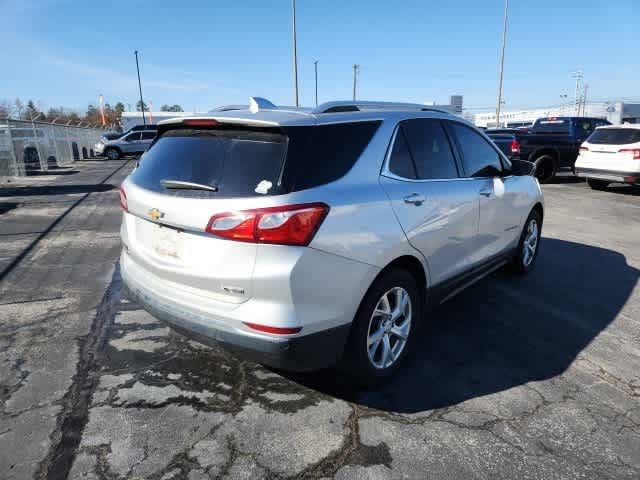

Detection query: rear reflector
xmin=206 ymin=203 xmax=329 ymax=246
xmin=118 ymin=186 xmax=128 ymax=212
xmin=243 ymin=322 xmax=302 ymax=335
xmin=619 ymin=148 xmax=640 ymax=160
xmin=182 ymin=119 xmax=219 ymax=127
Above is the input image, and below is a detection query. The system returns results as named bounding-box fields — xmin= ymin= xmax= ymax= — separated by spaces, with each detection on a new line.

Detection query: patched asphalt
xmin=1 ymin=164 xmax=639 ymax=479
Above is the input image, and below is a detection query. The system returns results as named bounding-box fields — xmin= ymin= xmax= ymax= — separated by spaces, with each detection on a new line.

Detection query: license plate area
xmin=154 ymin=224 xmax=183 ymax=259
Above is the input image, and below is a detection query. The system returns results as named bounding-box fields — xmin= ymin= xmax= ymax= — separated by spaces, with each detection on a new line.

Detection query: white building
xmin=474 ymin=101 xmax=640 ymax=128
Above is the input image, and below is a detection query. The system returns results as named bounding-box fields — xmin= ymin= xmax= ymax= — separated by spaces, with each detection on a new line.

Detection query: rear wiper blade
xmin=160 ymin=179 xmax=218 ymax=192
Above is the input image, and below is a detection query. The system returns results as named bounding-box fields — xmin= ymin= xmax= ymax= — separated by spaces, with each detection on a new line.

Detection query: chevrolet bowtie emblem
xmin=148 ymin=208 xmax=164 ymax=221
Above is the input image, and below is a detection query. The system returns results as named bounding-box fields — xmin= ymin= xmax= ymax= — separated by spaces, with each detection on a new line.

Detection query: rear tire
xmin=511 ymin=209 xmax=542 ymax=275
xmin=105 ymin=148 xmax=120 ymax=160
xmin=533 ymin=155 xmax=557 ymax=183
xmin=341 ymin=269 xmax=420 ymax=386
xmin=587 ymin=178 xmax=609 ymax=190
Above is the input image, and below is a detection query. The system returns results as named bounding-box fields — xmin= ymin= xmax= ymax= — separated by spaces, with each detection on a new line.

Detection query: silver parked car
xmin=97 ymin=126 xmax=157 ymax=159
xmin=119 ymin=98 xmax=543 ymax=384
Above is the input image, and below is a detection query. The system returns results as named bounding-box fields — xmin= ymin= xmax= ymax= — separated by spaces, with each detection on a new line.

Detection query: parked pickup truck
xmin=486 ymin=128 xmax=522 ymax=157
xmin=510 ymin=117 xmax=611 ymax=182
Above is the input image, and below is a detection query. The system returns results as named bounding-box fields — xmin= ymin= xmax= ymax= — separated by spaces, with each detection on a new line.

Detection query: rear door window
xmin=587 ymin=128 xmax=640 ymax=145
xmin=131 ymin=128 xmax=288 ymax=198
xmin=402 ymin=119 xmax=458 ymax=179
xmin=141 ymin=131 xmax=156 ymax=140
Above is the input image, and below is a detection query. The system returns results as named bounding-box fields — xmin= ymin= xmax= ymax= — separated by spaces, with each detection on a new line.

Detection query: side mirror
xmin=510 ymin=159 xmax=535 ymax=176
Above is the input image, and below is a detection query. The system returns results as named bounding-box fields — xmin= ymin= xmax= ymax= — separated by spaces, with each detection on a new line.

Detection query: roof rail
xmin=209 ymin=104 xmax=247 ymax=112
xmin=312 ymin=100 xmax=452 ymax=115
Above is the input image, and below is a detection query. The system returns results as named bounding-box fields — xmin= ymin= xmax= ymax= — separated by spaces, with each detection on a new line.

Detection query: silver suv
xmin=98 ymin=126 xmax=157 ymax=159
xmin=120 ymin=98 xmax=543 ymax=384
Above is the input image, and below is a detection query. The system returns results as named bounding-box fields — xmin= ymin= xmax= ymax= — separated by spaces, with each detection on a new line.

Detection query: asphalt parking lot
xmin=1 ymin=162 xmax=639 ymax=479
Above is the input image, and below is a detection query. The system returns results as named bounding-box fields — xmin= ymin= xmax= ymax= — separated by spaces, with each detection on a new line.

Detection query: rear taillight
xmin=206 ymin=203 xmax=329 ymax=246
xmin=118 ymin=186 xmax=128 ymax=212
xmin=243 ymin=322 xmax=302 ymax=335
xmin=619 ymin=148 xmax=640 ymax=160
xmin=579 ymin=146 xmax=589 ymax=153
xmin=510 ymin=139 xmax=521 ymax=154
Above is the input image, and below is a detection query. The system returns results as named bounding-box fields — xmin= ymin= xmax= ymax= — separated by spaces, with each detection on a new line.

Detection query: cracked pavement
xmin=0 ymin=164 xmax=639 ymax=479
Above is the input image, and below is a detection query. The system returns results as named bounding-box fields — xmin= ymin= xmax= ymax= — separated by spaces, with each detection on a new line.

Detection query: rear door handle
xmin=479 ymin=188 xmax=492 ymax=197
xmin=403 ymin=193 xmax=425 ymax=205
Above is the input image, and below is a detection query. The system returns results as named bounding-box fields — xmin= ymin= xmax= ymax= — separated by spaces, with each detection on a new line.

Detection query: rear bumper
xmin=575 ymin=168 xmax=639 ymax=184
xmin=121 ymin=255 xmax=352 ymax=372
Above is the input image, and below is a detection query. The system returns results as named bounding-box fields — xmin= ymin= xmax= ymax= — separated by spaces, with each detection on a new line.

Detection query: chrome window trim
xmin=381 ymin=123 xmax=473 ymax=183
xmin=381 ymin=122 xmax=514 ymax=184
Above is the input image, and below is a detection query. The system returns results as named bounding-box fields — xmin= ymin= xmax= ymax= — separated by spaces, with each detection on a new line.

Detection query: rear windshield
xmin=130 ymin=121 xmax=381 ymax=198
xmin=587 ymin=128 xmax=640 ymax=145
xmin=131 ymin=129 xmax=288 ymax=197
xmin=532 ymin=119 xmax=570 ymax=134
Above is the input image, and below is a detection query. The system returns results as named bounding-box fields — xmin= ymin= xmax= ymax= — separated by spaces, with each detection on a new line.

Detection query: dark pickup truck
xmin=509 ymin=117 xmax=611 ymax=182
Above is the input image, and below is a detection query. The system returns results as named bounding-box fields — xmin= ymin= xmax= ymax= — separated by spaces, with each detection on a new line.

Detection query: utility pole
xmin=582 ymin=84 xmax=589 ymax=116
xmin=352 ymin=64 xmax=359 ymax=101
xmin=495 ymin=0 xmax=509 ymax=128
xmin=291 ymin=0 xmax=299 ymax=107
xmin=560 ymin=94 xmax=568 ymax=115
xmin=571 ymin=70 xmax=583 ymax=115
xmin=314 ymin=60 xmax=318 ymax=107
xmin=134 ymin=50 xmax=146 ymax=126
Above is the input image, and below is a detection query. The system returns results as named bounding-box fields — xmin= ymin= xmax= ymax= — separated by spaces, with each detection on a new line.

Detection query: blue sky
xmin=1 ymin=0 xmax=637 ymax=114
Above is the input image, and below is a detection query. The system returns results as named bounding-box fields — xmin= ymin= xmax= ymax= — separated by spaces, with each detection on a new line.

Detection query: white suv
xmin=119 ymin=98 xmax=544 ymax=384
xmin=575 ymin=124 xmax=640 ymax=190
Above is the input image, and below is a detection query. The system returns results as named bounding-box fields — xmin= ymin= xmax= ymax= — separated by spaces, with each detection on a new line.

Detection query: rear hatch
xmin=121 ymin=122 xmax=290 ymax=305
xmin=580 ymin=128 xmax=640 ymax=171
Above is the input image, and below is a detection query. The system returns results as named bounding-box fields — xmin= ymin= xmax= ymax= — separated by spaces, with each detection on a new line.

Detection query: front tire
xmin=511 ymin=209 xmax=542 ymax=274
xmin=587 ymin=178 xmax=609 ymax=190
xmin=105 ymin=148 xmax=120 ymax=160
xmin=342 ymin=269 xmax=420 ymax=386
xmin=533 ymin=155 xmax=557 ymax=183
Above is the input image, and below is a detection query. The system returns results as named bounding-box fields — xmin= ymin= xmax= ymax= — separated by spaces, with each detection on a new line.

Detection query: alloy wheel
xmin=366 ymin=287 xmax=412 ymax=369
xmin=522 ymin=219 xmax=539 ymax=267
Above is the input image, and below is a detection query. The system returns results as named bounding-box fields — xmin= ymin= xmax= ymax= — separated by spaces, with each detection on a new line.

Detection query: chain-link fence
xmin=0 ymin=119 xmax=106 ymax=176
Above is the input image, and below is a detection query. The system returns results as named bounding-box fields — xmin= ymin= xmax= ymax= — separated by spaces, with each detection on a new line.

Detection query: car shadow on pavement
xmin=546 ymin=173 xmax=584 ymax=184
xmin=286 ymin=237 xmax=639 ymax=413
xmin=606 ymin=185 xmax=640 ymax=196
xmin=0 ymin=184 xmax=115 ymax=197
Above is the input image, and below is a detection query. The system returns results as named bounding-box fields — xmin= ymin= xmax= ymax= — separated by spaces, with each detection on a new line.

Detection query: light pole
xmin=134 ymin=50 xmax=146 ymax=126
xmin=495 ymin=0 xmax=509 ymax=128
xmin=291 ymin=0 xmax=299 ymax=107
xmin=314 ymin=60 xmax=318 ymax=106
xmin=352 ymin=64 xmax=359 ymax=101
